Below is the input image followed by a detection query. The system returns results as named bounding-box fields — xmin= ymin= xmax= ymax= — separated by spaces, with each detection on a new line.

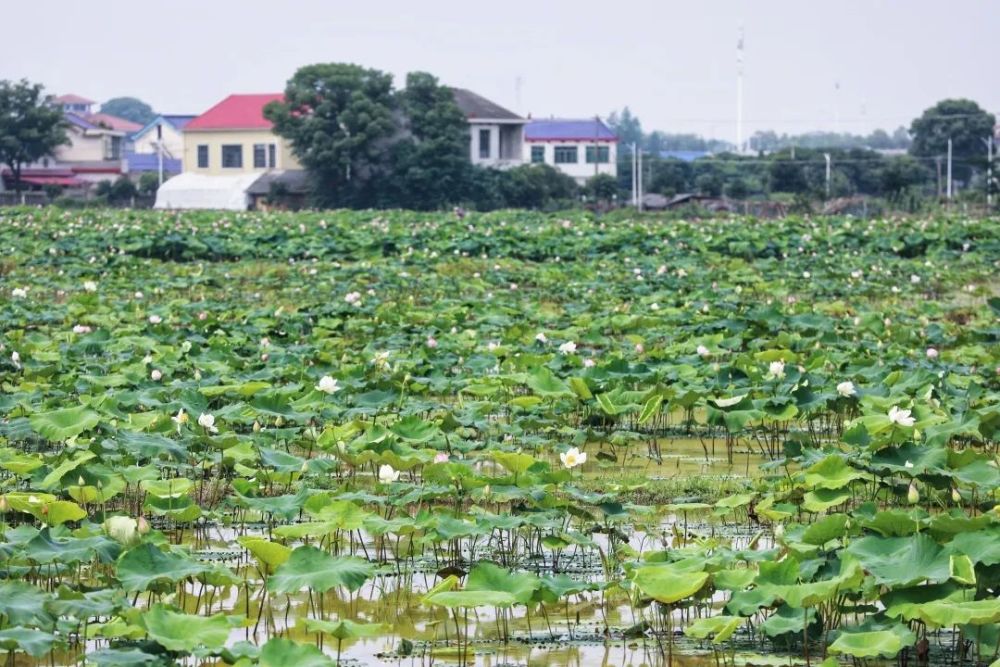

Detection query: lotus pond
xmin=0 ymin=207 xmax=998 ymax=667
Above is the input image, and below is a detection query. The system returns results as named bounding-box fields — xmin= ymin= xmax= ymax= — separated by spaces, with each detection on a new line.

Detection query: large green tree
xmin=265 ymin=63 xmax=398 ymax=207
xmin=384 ymin=72 xmax=471 ymax=210
xmin=100 ymin=97 xmax=156 ymax=125
xmin=910 ymin=99 xmax=995 ymax=182
xmin=0 ymin=79 xmax=68 ymax=194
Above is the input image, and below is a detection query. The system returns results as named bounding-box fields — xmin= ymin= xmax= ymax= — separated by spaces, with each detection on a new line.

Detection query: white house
xmin=450 ymin=88 xmax=525 ymax=168
xmin=524 ymin=118 xmax=618 ymax=183
xmin=131 ymin=115 xmax=196 ymax=159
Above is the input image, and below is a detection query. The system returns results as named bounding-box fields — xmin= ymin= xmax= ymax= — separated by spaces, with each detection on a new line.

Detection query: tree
xmin=910 ymin=99 xmax=995 ymax=182
xmin=384 ymin=72 xmax=471 ymax=210
xmin=138 ymin=172 xmax=166 ymax=196
xmin=879 ymin=155 xmax=929 ymax=202
xmin=101 ymin=97 xmax=156 ymax=125
xmin=265 ymin=63 xmax=398 ymax=207
xmin=0 ymin=79 xmax=68 ymax=194
xmin=606 ymin=107 xmax=643 ymax=150
xmin=499 ymin=164 xmax=577 ymax=209
xmin=585 ymin=173 xmax=619 ymax=201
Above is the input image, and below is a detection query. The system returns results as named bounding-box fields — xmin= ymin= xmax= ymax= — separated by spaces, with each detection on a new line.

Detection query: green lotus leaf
xmin=526 ymin=367 xmax=574 ymax=398
xmin=29 ymin=405 xmax=100 ymax=441
xmin=268 ymin=546 xmax=373 ymax=594
xmin=801 ymin=455 xmax=865 ymax=490
xmin=631 ymin=564 xmax=709 ymax=604
xmin=0 ymin=628 xmax=61 ymax=658
xmin=141 ymin=603 xmax=239 ymax=652
xmin=685 ymin=615 xmax=743 ymax=643
xmin=302 ymin=617 xmax=388 ymax=640
xmin=899 ymin=599 xmax=1000 ymax=627
xmin=116 ymin=543 xmax=211 ymax=591
xmin=801 ymin=514 xmax=849 ymax=545
xmin=238 ymin=537 xmax=291 ymax=575
xmin=466 ymin=562 xmax=541 ymax=604
xmin=846 ymin=533 xmax=950 ymax=586
xmin=0 ymin=582 xmax=54 ymax=629
xmin=423 ymin=590 xmax=517 ymax=609
xmin=828 ymin=630 xmax=909 ymax=658
xmin=259 ymin=638 xmax=335 ymax=667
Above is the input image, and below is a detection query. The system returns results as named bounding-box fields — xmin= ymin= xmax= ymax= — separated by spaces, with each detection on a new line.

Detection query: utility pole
xmin=935 ymin=156 xmax=942 ymax=199
xmin=631 ymin=142 xmax=637 ymax=207
xmin=983 ymin=135 xmax=994 ymax=207
xmin=637 ymin=148 xmax=644 ymax=212
xmin=736 ymin=26 xmax=744 ymax=154
xmin=593 ymin=115 xmax=600 ymax=179
xmin=156 ymin=123 xmax=164 ymax=187
xmin=946 ymin=138 xmax=953 ymax=200
xmin=824 ymin=153 xmax=831 ymax=199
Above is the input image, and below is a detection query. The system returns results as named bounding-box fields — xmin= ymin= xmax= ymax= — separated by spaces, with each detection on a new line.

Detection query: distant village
xmin=0 ymin=90 xmax=619 ymax=211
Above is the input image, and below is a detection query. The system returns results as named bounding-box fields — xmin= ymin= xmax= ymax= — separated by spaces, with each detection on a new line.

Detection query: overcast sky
xmin=4 ymin=0 xmax=997 ymax=140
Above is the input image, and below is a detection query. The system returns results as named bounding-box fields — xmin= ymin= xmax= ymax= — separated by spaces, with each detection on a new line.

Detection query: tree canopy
xmin=265 ymin=63 xmax=398 ymax=208
xmin=909 ymin=99 xmax=995 ymax=181
xmin=0 ymin=79 xmax=68 ymax=193
xmin=101 ymin=97 xmax=157 ymax=125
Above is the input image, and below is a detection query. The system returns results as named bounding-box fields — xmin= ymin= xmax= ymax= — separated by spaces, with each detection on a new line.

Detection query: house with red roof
xmin=524 ymin=118 xmax=618 ymax=183
xmin=155 ymin=94 xmax=305 ymax=210
xmin=181 ymin=94 xmax=301 ymax=175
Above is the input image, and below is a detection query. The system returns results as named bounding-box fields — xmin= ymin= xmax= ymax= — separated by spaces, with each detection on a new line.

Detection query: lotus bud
xmin=907 ymin=482 xmax=920 ymax=504
xmin=137 ymin=516 xmax=150 ymax=534
xmin=774 ymin=524 xmax=785 ymax=539
xmin=275 ymin=416 xmax=285 ymax=427
xmin=300 ymin=462 xmax=309 ymax=473
xmin=253 ymin=421 xmax=261 ymax=433
xmin=77 ymin=476 xmax=86 ymax=487
xmin=0 ymin=496 xmax=8 ymax=512
xmin=951 ymin=487 xmax=961 ymax=503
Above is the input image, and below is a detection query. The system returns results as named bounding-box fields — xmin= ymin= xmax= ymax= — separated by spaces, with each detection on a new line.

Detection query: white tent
xmin=154 ymin=172 xmax=262 ymax=210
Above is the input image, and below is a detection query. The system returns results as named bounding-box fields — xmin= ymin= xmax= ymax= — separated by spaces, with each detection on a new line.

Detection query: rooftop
xmin=185 ymin=94 xmax=284 ymax=131
xmin=525 ymin=118 xmax=617 ymax=142
xmin=54 ymin=94 xmax=95 ymax=105
xmin=450 ymin=88 xmax=523 ymax=122
xmin=86 ymin=113 xmax=143 ymax=133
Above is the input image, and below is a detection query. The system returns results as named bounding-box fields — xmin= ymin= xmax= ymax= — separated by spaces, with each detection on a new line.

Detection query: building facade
xmin=181 ymin=94 xmax=301 ymax=176
xmin=524 ymin=118 xmax=618 ymax=183
xmin=450 ymin=88 xmax=525 ymax=169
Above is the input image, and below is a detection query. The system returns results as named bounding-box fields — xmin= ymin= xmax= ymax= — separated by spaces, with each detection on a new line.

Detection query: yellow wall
xmin=182 ymin=130 xmax=301 ymax=175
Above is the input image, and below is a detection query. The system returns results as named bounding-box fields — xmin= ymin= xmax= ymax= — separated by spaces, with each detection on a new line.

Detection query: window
xmin=221 ymin=144 xmax=243 ymax=169
xmin=197 ymin=145 xmax=209 ymax=168
xmin=105 ymin=136 xmax=122 ymax=160
xmin=268 ymin=144 xmax=276 ymax=168
xmin=586 ymin=146 xmax=610 ymax=164
xmin=553 ymin=146 xmax=578 ymax=164
xmin=530 ymin=146 xmax=545 ymax=163
xmin=253 ymin=144 xmax=267 ymax=168
xmin=478 ymin=129 xmax=491 ymax=159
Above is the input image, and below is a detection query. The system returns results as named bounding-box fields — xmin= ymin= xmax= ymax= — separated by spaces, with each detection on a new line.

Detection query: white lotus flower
xmin=316 ymin=375 xmax=340 ymax=394
xmin=134 ymin=291 xmax=144 ymax=299
xmin=487 ymin=341 xmax=500 ymax=351
xmin=558 ymin=341 xmax=577 ymax=355
xmin=344 ymin=291 xmax=361 ymax=304
xmin=836 ymin=381 xmax=856 ymax=397
xmin=426 ymin=336 xmax=438 ymax=349
xmin=150 ymin=369 xmax=162 ymax=381
xmin=904 ymin=460 xmax=914 ymax=469
xmin=198 ymin=412 xmax=218 ymax=433
xmin=696 ymin=345 xmax=710 ymax=357
xmin=11 ymin=351 xmax=20 ymax=364
xmin=802 ymin=271 xmax=811 ymax=279
xmin=171 ymin=409 xmax=188 ymax=427
xmin=635 ymin=343 xmax=645 ymax=354
xmin=148 ymin=314 xmax=162 ymax=324
xmin=378 ymin=464 xmax=400 ymax=483
xmin=910 ymin=274 xmax=921 ymax=284
xmin=434 ymin=452 xmax=449 ymax=463
xmin=105 ymin=516 xmax=138 ymax=545
xmin=535 ymin=332 xmax=548 ymax=343
xmin=768 ymin=360 xmax=786 ymax=379
xmin=559 ymin=447 xmax=587 ymax=469
xmin=926 ymin=347 xmax=939 ymax=360
xmin=583 ymin=358 xmax=596 ymax=368
xmin=11 ymin=287 xmax=27 ymax=298
xmin=888 ymin=406 xmax=915 ymax=427
xmin=72 ymin=324 xmax=92 ymax=334
xmin=260 ymin=337 xmax=271 ymax=348
xmin=83 ymin=281 xmax=97 ymax=292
